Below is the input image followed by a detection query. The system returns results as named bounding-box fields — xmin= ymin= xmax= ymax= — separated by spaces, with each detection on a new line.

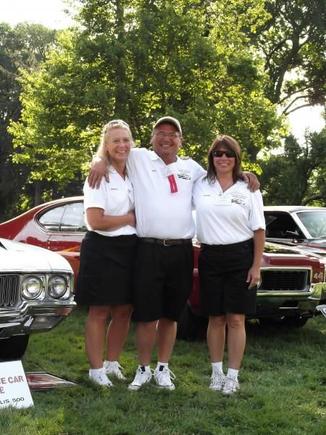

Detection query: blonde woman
xmin=76 ymin=120 xmax=137 ymax=387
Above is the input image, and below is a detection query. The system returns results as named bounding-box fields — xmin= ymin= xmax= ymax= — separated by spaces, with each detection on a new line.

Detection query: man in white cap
xmin=88 ymin=116 xmax=257 ymax=391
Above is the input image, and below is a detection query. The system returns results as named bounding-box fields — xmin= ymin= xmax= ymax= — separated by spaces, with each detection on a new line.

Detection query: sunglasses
xmin=212 ymin=149 xmax=236 ymax=158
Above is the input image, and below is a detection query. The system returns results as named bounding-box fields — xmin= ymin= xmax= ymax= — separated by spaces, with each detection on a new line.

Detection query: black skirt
xmin=75 ymin=231 xmax=138 ymax=306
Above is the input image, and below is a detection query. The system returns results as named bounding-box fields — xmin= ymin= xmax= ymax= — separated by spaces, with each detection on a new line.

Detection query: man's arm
xmin=88 ymin=156 xmax=109 ymax=189
xmin=241 ymin=172 xmax=260 ymax=192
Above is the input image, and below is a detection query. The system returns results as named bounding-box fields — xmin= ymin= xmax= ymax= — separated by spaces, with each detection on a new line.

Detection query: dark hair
xmin=206 ymin=135 xmax=242 ymax=184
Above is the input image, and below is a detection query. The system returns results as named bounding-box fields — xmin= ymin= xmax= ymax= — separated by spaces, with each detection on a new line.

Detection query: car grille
xmin=0 ymin=274 xmax=20 ymax=307
xmin=260 ymin=269 xmax=310 ymax=291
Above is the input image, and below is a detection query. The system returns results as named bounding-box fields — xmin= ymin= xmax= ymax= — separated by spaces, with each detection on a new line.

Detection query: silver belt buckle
xmin=163 ymin=239 xmax=169 ymax=247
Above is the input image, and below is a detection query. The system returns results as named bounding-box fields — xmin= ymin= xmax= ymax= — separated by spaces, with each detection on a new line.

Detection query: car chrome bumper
xmin=0 ymin=300 xmax=76 ymax=339
xmin=316 ymin=305 xmax=326 ymax=318
xmin=255 ymin=282 xmax=326 ymax=317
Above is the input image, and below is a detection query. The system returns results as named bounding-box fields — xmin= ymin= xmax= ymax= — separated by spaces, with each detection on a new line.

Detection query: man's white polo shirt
xmin=83 ymin=166 xmax=136 ymax=237
xmin=127 ymin=148 xmax=205 ymax=239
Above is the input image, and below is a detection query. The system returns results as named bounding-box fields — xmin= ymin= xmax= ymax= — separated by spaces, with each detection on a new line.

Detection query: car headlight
xmin=22 ymin=276 xmax=44 ymax=299
xmin=48 ymin=276 xmax=68 ymax=298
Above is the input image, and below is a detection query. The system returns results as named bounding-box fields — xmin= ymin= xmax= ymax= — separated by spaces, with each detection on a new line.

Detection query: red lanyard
xmin=167 ymin=174 xmax=178 ymax=193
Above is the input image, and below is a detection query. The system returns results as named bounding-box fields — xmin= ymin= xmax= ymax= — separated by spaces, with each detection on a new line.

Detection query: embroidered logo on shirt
xmin=230 ymin=193 xmax=247 ymax=206
xmin=177 ymin=170 xmax=191 ymax=180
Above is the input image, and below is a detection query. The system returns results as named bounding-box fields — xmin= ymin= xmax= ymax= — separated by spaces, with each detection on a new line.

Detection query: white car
xmin=0 ymin=238 xmax=75 ymax=360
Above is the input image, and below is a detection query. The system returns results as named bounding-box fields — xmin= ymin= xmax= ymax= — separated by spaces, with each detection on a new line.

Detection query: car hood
xmin=266 ymin=238 xmax=326 ymax=256
xmin=264 ymin=241 xmax=306 ymax=255
xmin=0 ymin=238 xmax=72 ymax=273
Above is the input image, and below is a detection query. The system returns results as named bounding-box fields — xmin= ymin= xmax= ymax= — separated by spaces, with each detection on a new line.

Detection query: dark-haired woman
xmin=193 ymin=135 xmax=265 ymax=394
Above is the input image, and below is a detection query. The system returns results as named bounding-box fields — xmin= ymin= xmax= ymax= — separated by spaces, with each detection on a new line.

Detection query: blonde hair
xmin=97 ymin=120 xmax=133 ymax=159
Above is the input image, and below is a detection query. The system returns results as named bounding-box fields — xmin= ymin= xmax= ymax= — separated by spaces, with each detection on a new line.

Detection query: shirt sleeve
xmin=192 ymin=160 xmax=206 ymax=182
xmin=249 ymin=190 xmax=266 ymax=231
xmin=83 ymin=177 xmax=107 ymax=210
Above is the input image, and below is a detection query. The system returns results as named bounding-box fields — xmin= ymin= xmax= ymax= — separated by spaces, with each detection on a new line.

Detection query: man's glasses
xmin=212 ymin=149 xmax=236 ymax=158
xmin=155 ymin=131 xmax=180 ymax=139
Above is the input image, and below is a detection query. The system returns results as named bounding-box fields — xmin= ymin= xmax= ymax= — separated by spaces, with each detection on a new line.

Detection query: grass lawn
xmin=1 ymin=308 xmax=325 ymax=435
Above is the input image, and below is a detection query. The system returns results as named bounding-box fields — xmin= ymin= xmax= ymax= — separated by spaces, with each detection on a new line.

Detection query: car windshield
xmin=297 ymin=210 xmax=326 ymax=238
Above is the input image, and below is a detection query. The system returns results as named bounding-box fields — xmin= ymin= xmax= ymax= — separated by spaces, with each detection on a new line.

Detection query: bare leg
xmin=85 ymin=305 xmax=110 ymax=368
xmin=136 ymin=321 xmax=158 ymax=365
xmin=157 ymin=318 xmax=177 ymax=363
xmin=106 ymin=304 xmax=132 ymax=361
xmin=207 ymin=315 xmax=226 ymax=362
xmin=226 ymin=313 xmax=246 ymax=369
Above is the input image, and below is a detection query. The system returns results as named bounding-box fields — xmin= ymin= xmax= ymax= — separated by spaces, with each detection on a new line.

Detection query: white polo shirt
xmin=127 ymin=148 xmax=205 ymax=239
xmin=83 ymin=166 xmax=136 ymax=237
xmin=193 ymin=176 xmax=265 ymax=245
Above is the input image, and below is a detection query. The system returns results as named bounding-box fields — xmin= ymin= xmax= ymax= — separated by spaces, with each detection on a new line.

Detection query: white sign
xmin=0 ymin=360 xmax=34 ymax=409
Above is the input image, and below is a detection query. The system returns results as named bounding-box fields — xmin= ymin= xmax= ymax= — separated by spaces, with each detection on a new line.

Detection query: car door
xmin=264 ymin=211 xmax=305 ymax=242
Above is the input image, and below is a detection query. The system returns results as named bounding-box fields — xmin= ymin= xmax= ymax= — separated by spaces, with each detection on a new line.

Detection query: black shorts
xmin=198 ymin=239 xmax=257 ymax=316
xmin=132 ymin=239 xmax=193 ymax=322
xmin=75 ymin=231 xmax=138 ymax=306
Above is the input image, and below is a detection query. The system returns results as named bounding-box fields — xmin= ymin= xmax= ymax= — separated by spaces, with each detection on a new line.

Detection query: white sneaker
xmin=222 ymin=376 xmax=240 ymax=395
xmin=128 ymin=366 xmax=152 ymax=391
xmin=209 ymin=371 xmax=226 ymax=391
xmin=153 ymin=365 xmax=176 ymax=390
xmin=104 ymin=361 xmax=126 ymax=380
xmin=89 ymin=368 xmax=113 ymax=387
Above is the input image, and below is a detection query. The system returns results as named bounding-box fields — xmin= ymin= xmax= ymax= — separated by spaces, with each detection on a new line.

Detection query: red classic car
xmin=0 ymin=198 xmax=326 ymax=339
xmin=0 ymin=197 xmax=85 ymax=280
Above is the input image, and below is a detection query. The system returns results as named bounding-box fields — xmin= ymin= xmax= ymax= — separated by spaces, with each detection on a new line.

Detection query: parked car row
xmin=0 ymin=198 xmax=325 ymax=344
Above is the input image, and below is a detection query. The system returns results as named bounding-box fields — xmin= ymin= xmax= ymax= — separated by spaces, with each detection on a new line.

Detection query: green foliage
xmin=252 ymin=0 xmax=326 ymax=112
xmin=9 ymin=0 xmax=282 ymax=197
xmin=260 ymin=127 xmax=326 ymax=205
xmin=4 ymin=0 xmax=325 ymax=209
xmin=0 ymin=22 xmax=56 ymax=220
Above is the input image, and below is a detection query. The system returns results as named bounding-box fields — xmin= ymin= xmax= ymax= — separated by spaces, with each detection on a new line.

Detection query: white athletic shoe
xmin=128 ymin=366 xmax=152 ymax=391
xmin=89 ymin=367 xmax=113 ymax=387
xmin=209 ymin=371 xmax=226 ymax=391
xmin=104 ymin=361 xmax=126 ymax=380
xmin=153 ymin=365 xmax=176 ymax=390
xmin=222 ymin=376 xmax=240 ymax=395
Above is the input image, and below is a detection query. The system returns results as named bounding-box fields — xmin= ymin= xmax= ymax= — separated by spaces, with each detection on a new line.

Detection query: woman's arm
xmin=86 ymin=208 xmax=136 ymax=231
xmin=247 ymin=228 xmax=265 ymax=288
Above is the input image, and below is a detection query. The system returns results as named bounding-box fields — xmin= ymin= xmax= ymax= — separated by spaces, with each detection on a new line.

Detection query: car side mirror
xmin=285 ymin=230 xmax=301 ymax=239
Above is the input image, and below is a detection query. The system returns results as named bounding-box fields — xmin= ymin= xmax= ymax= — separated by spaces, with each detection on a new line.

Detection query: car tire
xmin=0 ymin=335 xmax=29 ymax=361
xmin=177 ymin=304 xmax=207 ymax=341
xmin=259 ymin=317 xmax=308 ymax=328
xmin=280 ymin=317 xmax=309 ymax=328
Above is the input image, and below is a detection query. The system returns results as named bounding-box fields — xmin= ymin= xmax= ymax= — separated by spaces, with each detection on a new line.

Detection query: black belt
xmin=201 ymin=239 xmax=253 ymax=250
xmin=140 ymin=237 xmax=192 ymax=247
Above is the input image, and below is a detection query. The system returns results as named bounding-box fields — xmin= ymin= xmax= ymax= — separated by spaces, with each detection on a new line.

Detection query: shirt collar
xmin=149 ymin=150 xmax=180 ymax=164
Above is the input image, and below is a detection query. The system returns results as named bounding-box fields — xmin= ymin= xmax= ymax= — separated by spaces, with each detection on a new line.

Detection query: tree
xmin=252 ymin=0 xmax=326 ymax=114
xmin=259 ymin=126 xmax=326 ymax=205
xmin=0 ymin=22 xmax=56 ymax=220
xmin=10 ymin=0 xmax=281 ymax=202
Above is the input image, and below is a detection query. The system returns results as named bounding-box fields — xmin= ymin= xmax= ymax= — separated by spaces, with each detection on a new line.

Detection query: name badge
xmin=215 ymin=195 xmax=232 ymax=205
